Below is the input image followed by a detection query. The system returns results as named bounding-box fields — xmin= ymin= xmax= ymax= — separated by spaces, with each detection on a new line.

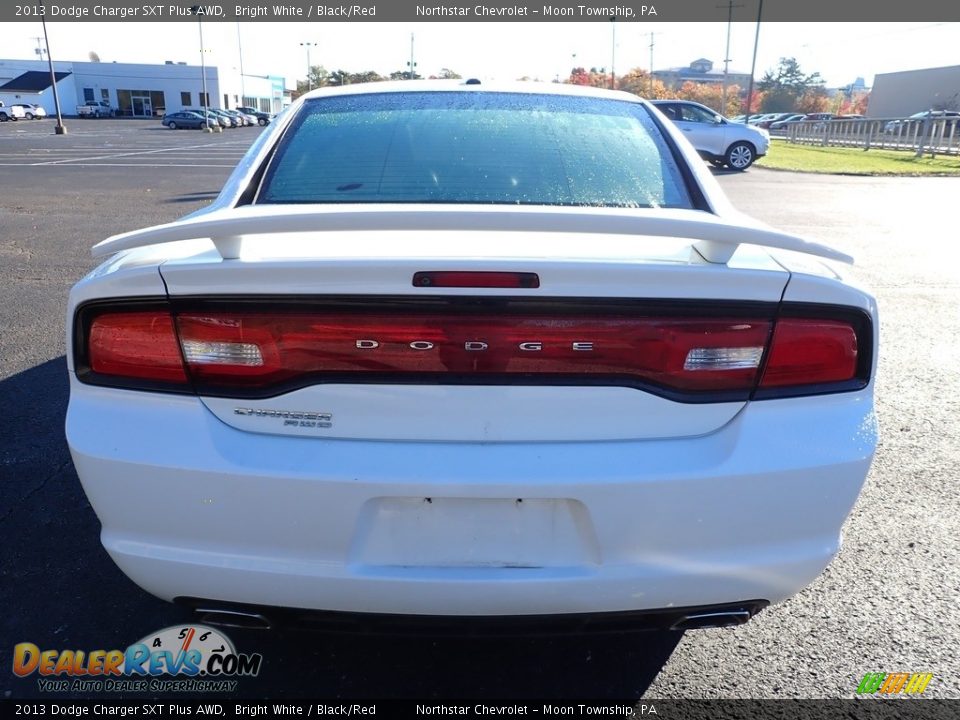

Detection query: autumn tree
xmin=616 ymin=68 xmax=671 ymax=99
xmin=564 ymin=67 xmax=612 ymax=88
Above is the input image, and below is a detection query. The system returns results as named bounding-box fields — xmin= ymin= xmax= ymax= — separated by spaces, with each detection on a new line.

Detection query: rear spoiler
xmin=91 ymin=205 xmax=853 ymax=265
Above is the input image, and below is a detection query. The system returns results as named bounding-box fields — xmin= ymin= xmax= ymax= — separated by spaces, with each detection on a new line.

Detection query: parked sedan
xmin=652 ymin=99 xmax=770 ymax=169
xmin=769 ymin=114 xmax=808 ymax=130
xmin=237 ymin=105 xmax=273 ymax=126
xmin=161 ymin=111 xmax=214 ymax=130
xmin=223 ymin=109 xmax=253 ymax=126
xmin=184 ymin=108 xmax=229 ymax=128
xmin=12 ymin=103 xmax=46 ymax=119
xmin=68 ymin=82 xmax=877 ymax=633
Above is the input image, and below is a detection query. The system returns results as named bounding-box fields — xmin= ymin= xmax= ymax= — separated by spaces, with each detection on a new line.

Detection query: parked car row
xmin=883 ymin=110 xmax=960 ymax=134
xmin=161 ymin=107 xmax=274 ymax=130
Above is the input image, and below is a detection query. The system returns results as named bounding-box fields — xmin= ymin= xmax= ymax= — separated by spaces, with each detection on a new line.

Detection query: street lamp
xmin=301 ymin=42 xmax=317 ymax=91
xmin=38 ymin=0 xmax=66 ymax=135
xmin=190 ymin=6 xmax=212 ymax=131
xmin=407 ymin=33 xmax=417 ymax=80
xmin=743 ymin=0 xmax=764 ymax=124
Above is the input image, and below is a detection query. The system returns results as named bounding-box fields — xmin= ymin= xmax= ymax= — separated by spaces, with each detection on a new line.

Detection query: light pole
xmin=407 ymin=33 xmax=417 ymax=80
xmin=718 ymin=1 xmax=744 ymax=115
xmin=236 ymin=23 xmax=246 ymax=105
xmin=744 ymin=0 xmax=764 ymax=124
xmin=38 ymin=0 xmax=66 ymax=134
xmin=300 ymin=42 xmax=317 ymax=91
xmin=189 ymin=6 xmax=213 ymax=131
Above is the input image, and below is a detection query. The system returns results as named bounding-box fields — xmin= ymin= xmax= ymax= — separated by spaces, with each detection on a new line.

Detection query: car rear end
xmin=66 ymin=84 xmax=877 ymax=629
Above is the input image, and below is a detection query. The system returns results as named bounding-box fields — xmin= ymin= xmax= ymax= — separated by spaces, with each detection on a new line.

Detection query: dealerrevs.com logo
xmin=13 ymin=625 xmax=263 ymax=693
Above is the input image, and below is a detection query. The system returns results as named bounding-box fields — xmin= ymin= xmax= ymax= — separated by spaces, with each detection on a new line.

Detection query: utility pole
xmin=648 ymin=32 xmax=655 ymax=96
xmin=610 ymin=17 xmax=616 ymax=90
xmin=31 ymin=36 xmax=46 ymax=59
xmin=744 ymin=0 xmax=764 ymax=124
xmin=718 ymin=1 xmax=744 ymax=115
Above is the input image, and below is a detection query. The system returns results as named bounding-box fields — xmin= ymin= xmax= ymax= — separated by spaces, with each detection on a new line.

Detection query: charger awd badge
xmin=234 ymin=408 xmax=333 ymax=429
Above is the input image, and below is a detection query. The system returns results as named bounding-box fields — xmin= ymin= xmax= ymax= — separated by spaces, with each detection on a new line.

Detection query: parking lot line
xmin=30 ymin=141 xmax=244 ymax=166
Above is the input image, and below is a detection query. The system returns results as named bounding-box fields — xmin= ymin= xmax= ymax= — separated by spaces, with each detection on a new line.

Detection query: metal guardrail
xmin=782 ymin=117 xmax=960 ymax=157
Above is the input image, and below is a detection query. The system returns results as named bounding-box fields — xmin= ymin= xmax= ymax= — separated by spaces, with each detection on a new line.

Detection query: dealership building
xmin=0 ymin=57 xmax=286 ymax=117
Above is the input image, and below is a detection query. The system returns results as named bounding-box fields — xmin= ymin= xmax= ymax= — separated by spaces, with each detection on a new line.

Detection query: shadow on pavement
xmin=0 ymin=359 xmax=683 ymax=699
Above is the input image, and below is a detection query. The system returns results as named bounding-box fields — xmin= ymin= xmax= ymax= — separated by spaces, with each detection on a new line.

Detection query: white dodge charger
xmin=66 ymin=82 xmax=877 ymax=632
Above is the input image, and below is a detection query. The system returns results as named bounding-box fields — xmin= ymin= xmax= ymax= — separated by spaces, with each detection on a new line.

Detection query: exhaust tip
xmin=195 ymin=607 xmax=273 ymax=630
xmin=670 ymin=610 xmax=752 ymax=631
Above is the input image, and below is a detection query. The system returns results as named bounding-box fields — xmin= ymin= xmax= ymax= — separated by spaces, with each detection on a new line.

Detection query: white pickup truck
xmin=76 ymin=101 xmax=115 ymax=118
xmin=0 ymin=101 xmax=26 ymax=121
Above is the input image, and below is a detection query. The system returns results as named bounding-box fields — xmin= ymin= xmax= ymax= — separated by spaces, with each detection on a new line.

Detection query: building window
xmin=259 ymin=99 xmax=270 ymax=113
xmin=83 ymin=88 xmax=95 ymax=102
xmin=224 ymin=93 xmax=229 ymax=109
xmin=242 ymin=96 xmax=256 ymax=108
xmin=199 ymin=92 xmax=210 ymax=107
xmin=100 ymin=89 xmax=109 ymax=102
xmin=181 ymin=91 xmax=191 ymax=106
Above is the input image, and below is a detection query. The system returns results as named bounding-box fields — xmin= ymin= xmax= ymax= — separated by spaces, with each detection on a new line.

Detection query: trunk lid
xmin=158 ymin=228 xmax=790 ymax=442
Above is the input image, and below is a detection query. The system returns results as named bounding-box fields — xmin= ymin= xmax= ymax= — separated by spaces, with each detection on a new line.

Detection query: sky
xmin=0 ymin=21 xmax=957 ymax=90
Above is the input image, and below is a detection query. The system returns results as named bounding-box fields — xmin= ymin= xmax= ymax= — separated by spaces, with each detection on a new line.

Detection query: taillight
xmin=75 ymin=300 xmax=871 ymax=401
xmin=87 ymin=311 xmax=187 ymax=384
xmin=759 ymin=319 xmax=859 ymax=388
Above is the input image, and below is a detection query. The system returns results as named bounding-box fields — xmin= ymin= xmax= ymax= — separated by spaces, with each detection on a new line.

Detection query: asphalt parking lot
xmin=1 ymin=119 xmax=958 ymax=700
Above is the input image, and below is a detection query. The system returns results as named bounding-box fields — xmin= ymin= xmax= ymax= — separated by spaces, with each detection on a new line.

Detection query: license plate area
xmin=350 ymin=497 xmax=600 ymax=569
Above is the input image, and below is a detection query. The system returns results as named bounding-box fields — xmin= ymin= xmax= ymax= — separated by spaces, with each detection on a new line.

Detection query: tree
xmin=615 ymin=68 xmax=670 ymax=99
xmin=757 ymin=57 xmax=826 ymax=112
xmin=349 ymin=71 xmax=385 ymax=84
xmin=389 ymin=70 xmax=422 ymax=80
xmin=329 ymin=69 xmax=352 ymax=86
xmin=564 ymin=67 xmax=610 ymax=88
xmin=438 ymin=68 xmax=461 ymax=79
xmin=296 ymin=65 xmax=331 ymax=94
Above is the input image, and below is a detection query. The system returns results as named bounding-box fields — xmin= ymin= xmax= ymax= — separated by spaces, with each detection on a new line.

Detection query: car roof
xmin=298 ymin=79 xmax=648 ymax=105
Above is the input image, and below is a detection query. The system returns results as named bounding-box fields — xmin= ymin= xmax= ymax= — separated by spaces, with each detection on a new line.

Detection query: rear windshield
xmin=256 ymin=92 xmax=693 ymax=209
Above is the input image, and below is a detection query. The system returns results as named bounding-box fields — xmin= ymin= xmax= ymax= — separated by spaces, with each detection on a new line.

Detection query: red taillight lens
xmin=76 ymin=301 xmax=870 ymax=400
xmin=87 ymin=311 xmax=187 ymax=383
xmin=173 ymin=312 xmax=771 ymax=394
xmin=759 ymin=318 xmax=859 ymax=388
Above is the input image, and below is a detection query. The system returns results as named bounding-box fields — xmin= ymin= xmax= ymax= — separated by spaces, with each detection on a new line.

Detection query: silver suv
xmin=652 ymin=100 xmax=770 ymax=170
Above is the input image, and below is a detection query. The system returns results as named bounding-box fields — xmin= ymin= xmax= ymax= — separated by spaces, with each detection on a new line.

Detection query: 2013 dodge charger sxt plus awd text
xmin=66 ymin=82 xmax=877 ymax=632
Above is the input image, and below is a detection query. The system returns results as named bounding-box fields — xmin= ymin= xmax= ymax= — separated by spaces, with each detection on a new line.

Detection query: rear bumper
xmin=67 ymin=383 xmax=876 ymax=617
xmin=177 ymin=598 xmax=770 ymax=635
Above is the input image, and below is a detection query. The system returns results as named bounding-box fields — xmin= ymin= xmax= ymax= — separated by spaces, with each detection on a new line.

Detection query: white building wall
xmin=0 ymin=58 xmax=282 ymax=117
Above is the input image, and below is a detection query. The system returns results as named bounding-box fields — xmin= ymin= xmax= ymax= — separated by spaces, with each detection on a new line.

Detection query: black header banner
xmin=3 ymin=0 xmax=960 ymax=23
xmin=2 ymin=700 xmax=960 ymax=719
